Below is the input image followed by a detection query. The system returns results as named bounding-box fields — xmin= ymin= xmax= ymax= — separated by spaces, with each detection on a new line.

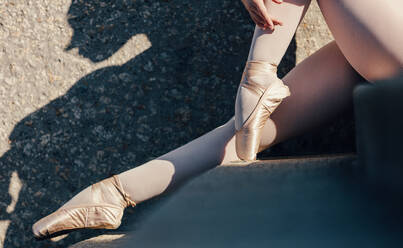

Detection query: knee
xmin=359 ymin=62 xmax=403 ymax=83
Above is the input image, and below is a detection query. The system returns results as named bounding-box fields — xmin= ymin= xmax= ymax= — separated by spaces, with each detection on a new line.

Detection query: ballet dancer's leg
xmin=247 ymin=0 xmax=311 ymax=63
xmin=317 ymin=0 xmax=403 ymax=82
xmin=34 ymin=2 xmax=315 ymax=237
xmin=235 ymin=0 xmax=311 ymax=160
xmin=108 ymin=41 xmax=362 ymax=205
xmin=62 ymin=0 xmax=314 ymax=207
xmin=259 ymin=41 xmax=362 ymax=149
xmin=33 ymin=41 xmax=361 ymax=238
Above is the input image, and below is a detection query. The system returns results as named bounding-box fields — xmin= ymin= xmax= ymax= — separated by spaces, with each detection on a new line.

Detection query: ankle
xmin=242 ymin=60 xmax=280 ymax=87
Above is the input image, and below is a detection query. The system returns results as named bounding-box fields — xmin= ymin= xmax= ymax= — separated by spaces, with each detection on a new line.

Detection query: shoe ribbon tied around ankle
xmin=235 ymin=60 xmax=290 ymax=161
xmin=111 ymin=175 xmax=137 ymax=208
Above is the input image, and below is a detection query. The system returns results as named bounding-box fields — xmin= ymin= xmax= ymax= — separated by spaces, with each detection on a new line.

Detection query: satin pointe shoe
xmin=235 ymin=60 xmax=290 ymax=161
xmin=32 ymin=175 xmax=136 ymax=239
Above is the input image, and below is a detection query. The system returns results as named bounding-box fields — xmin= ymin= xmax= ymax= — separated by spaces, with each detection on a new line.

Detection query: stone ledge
xmin=69 ymin=234 xmax=127 ymax=248
xmin=70 ymin=154 xmax=358 ymax=248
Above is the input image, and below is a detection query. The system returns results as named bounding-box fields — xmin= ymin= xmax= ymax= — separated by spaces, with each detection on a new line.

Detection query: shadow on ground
xmin=0 ymin=0 xmax=354 ymax=247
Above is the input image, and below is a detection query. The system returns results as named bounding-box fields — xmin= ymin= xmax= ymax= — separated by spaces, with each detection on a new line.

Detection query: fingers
xmin=256 ymin=1 xmax=275 ymax=30
xmin=245 ymin=0 xmax=283 ymax=30
xmin=249 ymin=7 xmax=267 ymax=28
xmin=272 ymin=17 xmax=283 ymax=26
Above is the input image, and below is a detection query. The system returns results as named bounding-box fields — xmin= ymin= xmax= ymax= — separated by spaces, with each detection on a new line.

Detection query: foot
xmin=32 ymin=175 xmax=136 ymax=239
xmin=234 ymin=60 xmax=290 ymax=161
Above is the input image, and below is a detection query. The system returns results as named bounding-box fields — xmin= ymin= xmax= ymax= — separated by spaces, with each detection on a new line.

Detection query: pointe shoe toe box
xmin=32 ymin=175 xmax=135 ymax=239
xmin=32 ymin=205 xmax=124 ymax=238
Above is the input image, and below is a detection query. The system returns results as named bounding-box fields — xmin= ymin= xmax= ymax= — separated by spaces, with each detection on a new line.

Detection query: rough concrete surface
xmin=69 ymin=234 xmax=128 ymax=248
xmin=0 ymin=0 xmax=358 ymax=247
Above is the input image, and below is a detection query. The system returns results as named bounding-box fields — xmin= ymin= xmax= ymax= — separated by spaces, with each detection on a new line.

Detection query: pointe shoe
xmin=32 ymin=175 xmax=136 ymax=239
xmin=235 ymin=61 xmax=290 ymax=161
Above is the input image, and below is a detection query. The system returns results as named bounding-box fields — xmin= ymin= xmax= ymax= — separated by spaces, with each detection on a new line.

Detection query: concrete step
xmin=354 ymin=75 xmax=403 ymax=192
xmin=67 ymin=154 xmax=403 ymax=248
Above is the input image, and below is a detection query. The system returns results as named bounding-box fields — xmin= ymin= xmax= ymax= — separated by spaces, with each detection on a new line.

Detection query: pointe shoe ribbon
xmin=32 ymin=175 xmax=136 ymax=239
xmin=235 ymin=61 xmax=290 ymax=161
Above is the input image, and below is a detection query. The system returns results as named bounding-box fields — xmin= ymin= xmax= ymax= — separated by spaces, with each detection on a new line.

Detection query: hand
xmin=241 ymin=0 xmax=283 ymax=30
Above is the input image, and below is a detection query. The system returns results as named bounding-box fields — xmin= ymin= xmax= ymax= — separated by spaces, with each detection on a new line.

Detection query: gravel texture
xmin=0 ymin=0 xmax=354 ymax=247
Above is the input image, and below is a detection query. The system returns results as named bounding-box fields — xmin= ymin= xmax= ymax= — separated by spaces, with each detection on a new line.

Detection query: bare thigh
xmin=317 ymin=0 xmax=403 ymax=82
